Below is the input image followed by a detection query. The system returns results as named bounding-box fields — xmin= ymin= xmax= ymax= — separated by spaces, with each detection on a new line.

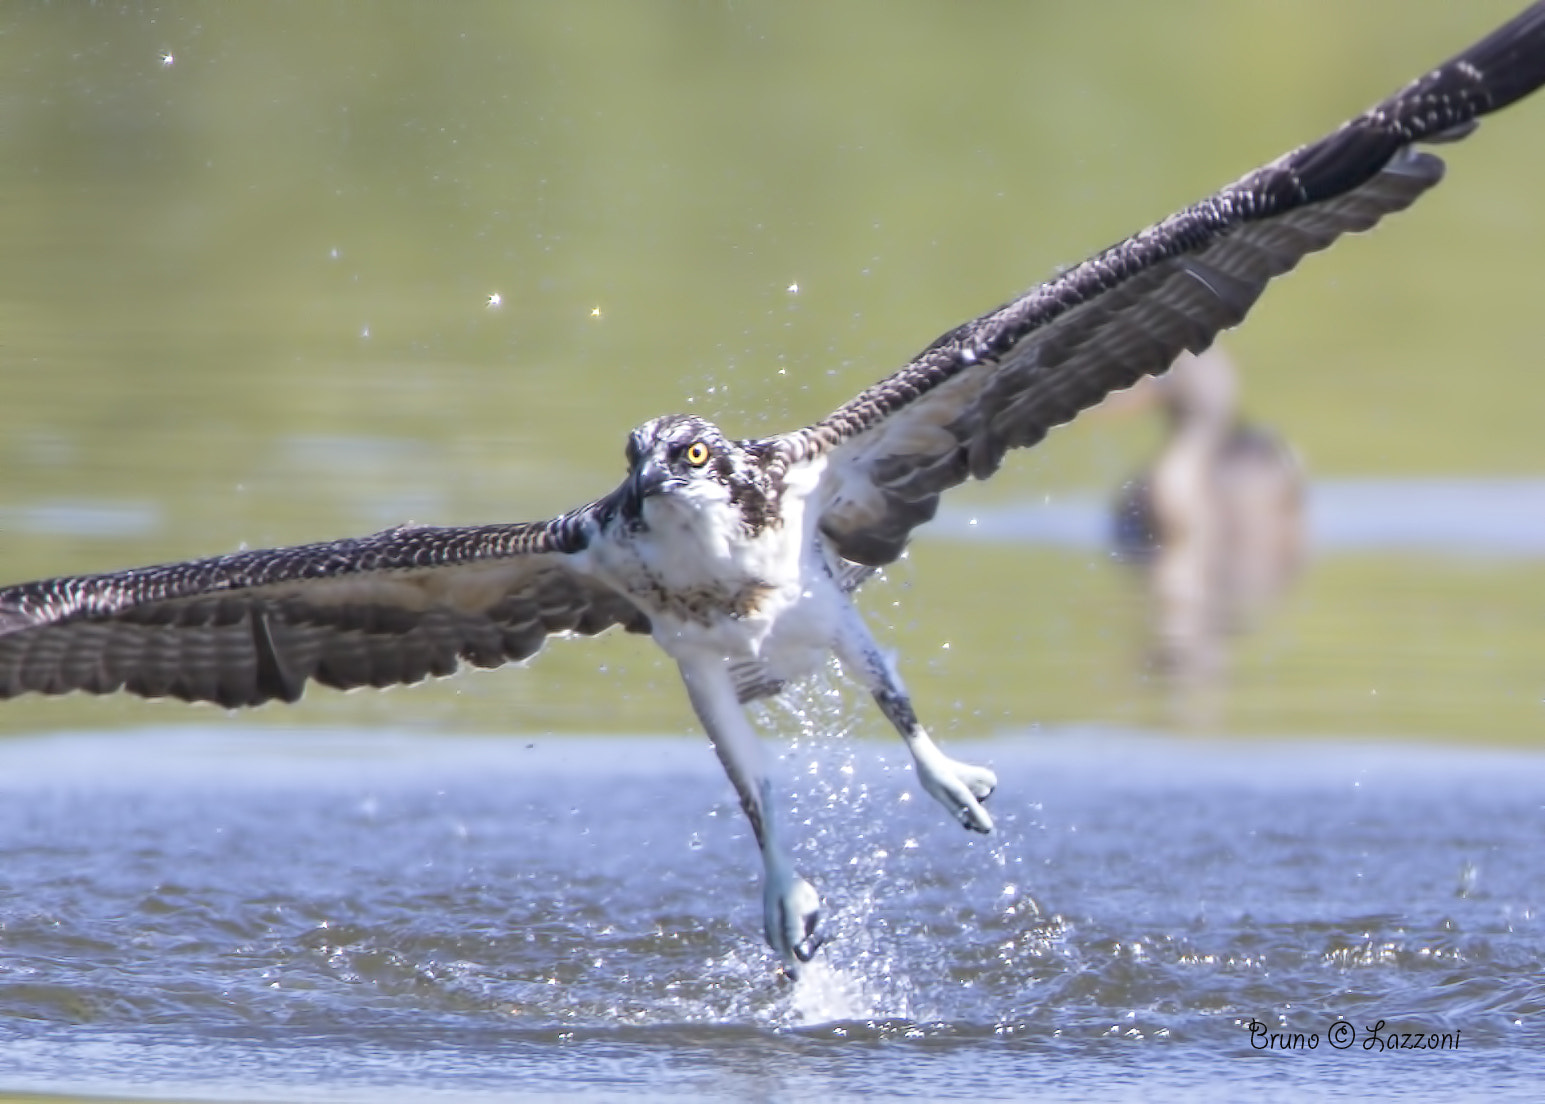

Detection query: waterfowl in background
xmin=1114 ymin=346 xmax=1306 ymax=708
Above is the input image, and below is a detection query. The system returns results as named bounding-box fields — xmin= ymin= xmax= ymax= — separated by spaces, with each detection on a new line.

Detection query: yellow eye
xmin=685 ymin=441 xmax=710 ymax=467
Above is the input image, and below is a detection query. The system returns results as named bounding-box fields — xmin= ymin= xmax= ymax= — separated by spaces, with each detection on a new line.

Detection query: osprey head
xmin=619 ymin=414 xmax=773 ymax=531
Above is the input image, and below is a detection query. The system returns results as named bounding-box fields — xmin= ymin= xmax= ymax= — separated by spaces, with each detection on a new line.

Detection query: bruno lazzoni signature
xmin=1247 ymin=1018 xmax=1461 ymax=1053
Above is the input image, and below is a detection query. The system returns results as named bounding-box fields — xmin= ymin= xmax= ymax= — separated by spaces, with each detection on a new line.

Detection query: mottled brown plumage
xmin=785 ymin=8 xmax=1545 ymax=566
xmin=8 ymin=9 xmax=1544 ymax=707
xmin=2 ymin=2 xmax=1543 ymax=974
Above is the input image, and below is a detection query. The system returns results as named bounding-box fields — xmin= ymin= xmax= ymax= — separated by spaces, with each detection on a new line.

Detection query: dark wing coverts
xmin=779 ymin=5 xmax=1545 ymax=567
xmin=3 ymin=7 xmax=1544 ymax=706
xmin=0 ymin=511 xmax=648 ymax=708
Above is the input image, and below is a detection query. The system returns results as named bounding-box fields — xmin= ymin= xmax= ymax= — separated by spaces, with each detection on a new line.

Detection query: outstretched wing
xmin=0 ymin=504 xmax=650 ymax=709
xmin=770 ymin=3 xmax=1545 ymax=567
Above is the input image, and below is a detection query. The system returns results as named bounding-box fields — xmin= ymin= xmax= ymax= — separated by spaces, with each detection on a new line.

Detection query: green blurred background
xmin=1 ymin=1 xmax=1540 ymax=742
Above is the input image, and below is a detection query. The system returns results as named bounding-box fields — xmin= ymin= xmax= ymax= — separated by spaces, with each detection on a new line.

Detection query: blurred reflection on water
xmin=1110 ymin=347 xmax=1306 ymax=726
xmin=933 ymin=478 xmax=1545 ymax=738
xmin=1 ymin=2 xmax=1540 ymax=742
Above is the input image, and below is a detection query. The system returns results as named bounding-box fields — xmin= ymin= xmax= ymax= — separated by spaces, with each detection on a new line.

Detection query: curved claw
xmin=951 ymin=758 xmax=997 ymax=803
xmin=764 ymin=870 xmax=823 ymax=975
xmin=913 ymin=745 xmax=998 ymax=833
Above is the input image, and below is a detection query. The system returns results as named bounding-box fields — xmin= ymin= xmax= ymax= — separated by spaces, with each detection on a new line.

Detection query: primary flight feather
xmin=5 ymin=4 xmax=1545 ymax=974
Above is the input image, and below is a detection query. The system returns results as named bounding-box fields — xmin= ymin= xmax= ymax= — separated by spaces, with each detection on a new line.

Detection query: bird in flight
xmin=3 ymin=5 xmax=1544 ymax=975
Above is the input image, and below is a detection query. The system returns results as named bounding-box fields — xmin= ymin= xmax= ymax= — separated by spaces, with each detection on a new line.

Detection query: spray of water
xmin=744 ymin=660 xmax=937 ymax=1026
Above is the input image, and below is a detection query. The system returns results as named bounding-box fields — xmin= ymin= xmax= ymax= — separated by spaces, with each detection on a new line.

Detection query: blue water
xmin=1 ymin=720 xmax=1542 ymax=1102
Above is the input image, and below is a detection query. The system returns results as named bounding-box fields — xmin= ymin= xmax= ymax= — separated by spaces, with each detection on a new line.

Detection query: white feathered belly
xmin=621 ymin=529 xmax=843 ymax=686
xmin=646 ymin=569 xmax=842 ymax=680
xmin=588 ymin=458 xmax=839 ymax=680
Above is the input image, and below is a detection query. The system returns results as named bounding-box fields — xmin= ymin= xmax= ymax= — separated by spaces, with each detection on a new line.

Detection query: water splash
xmin=749 ymin=663 xmax=929 ymax=1025
xmin=5 ymin=729 xmax=1545 ymax=1101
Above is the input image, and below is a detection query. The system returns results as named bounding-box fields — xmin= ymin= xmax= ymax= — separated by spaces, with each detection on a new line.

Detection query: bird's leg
xmin=833 ymin=605 xmax=996 ymax=833
xmin=677 ymin=657 xmax=823 ymax=974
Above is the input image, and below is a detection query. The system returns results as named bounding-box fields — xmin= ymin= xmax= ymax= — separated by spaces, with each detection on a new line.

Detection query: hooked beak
xmin=621 ymin=456 xmax=672 ymax=521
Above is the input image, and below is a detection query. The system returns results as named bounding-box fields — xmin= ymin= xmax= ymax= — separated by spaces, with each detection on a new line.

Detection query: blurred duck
xmin=1112 ymin=345 xmax=1305 ymax=701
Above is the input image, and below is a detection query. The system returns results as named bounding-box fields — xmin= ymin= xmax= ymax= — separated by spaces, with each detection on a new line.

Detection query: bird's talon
xmin=916 ymin=752 xmax=997 ymax=833
xmin=794 ymin=929 xmax=826 ymax=963
xmin=959 ymin=799 xmax=994 ymax=834
xmin=764 ymin=871 xmax=823 ymax=975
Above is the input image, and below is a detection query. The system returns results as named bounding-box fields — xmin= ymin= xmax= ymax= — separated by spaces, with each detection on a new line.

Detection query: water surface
xmin=2 ymin=5 xmax=1543 ymax=1098
xmin=1 ymin=725 xmax=1541 ymax=1102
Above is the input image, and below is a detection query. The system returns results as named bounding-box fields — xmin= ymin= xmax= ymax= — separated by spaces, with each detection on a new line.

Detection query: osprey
xmin=4 ymin=6 xmax=1544 ymax=975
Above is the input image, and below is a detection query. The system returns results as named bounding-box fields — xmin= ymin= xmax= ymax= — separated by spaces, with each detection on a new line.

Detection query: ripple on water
xmin=0 ymin=724 xmax=1542 ymax=1100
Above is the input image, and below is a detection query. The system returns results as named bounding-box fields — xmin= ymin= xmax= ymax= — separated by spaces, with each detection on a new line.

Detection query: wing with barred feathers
xmin=0 ymin=503 xmax=650 ymax=709
xmin=765 ymin=3 xmax=1545 ymax=567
